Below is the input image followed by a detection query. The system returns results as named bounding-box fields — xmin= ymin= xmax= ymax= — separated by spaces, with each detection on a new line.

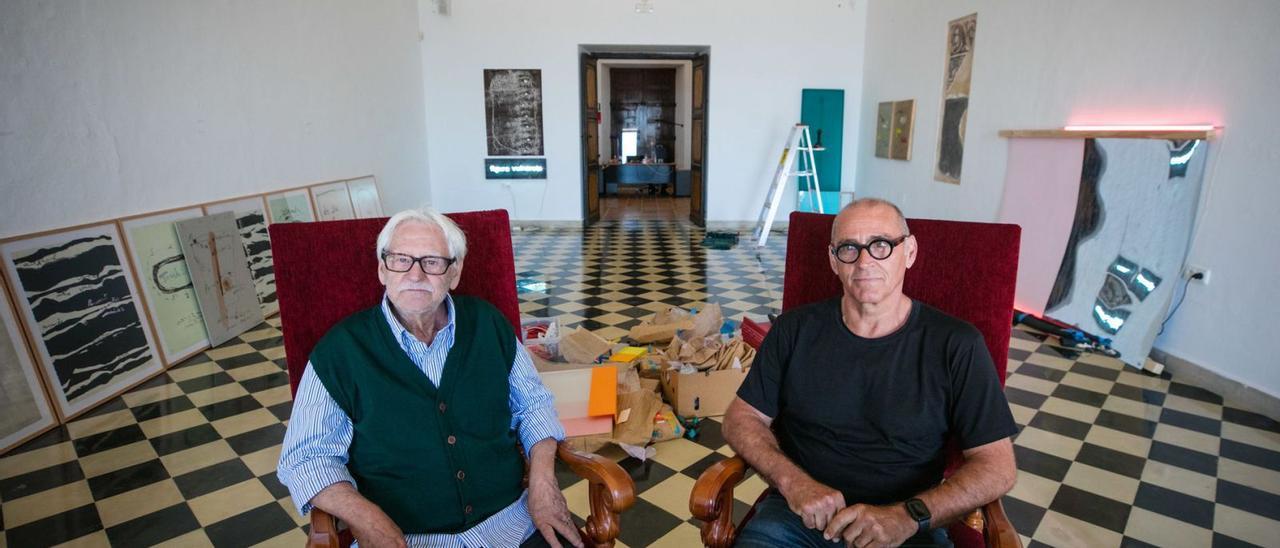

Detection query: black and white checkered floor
xmin=1 ymin=219 xmax=1277 ymax=547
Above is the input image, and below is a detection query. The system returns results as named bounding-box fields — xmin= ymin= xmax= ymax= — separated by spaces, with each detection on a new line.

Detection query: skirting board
xmin=1149 ymin=347 xmax=1279 ymax=421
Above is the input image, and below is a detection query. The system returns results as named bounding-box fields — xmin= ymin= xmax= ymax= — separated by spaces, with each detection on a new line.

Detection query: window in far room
xmin=621 ymin=129 xmax=639 ymax=162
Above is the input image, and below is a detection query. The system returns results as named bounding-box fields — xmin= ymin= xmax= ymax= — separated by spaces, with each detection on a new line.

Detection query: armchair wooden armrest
xmin=305 ymin=441 xmax=636 ymax=548
xmin=556 ymin=440 xmax=636 ymax=547
xmin=977 ymin=497 xmax=1023 ymax=548
xmin=689 ymin=455 xmax=748 ymax=548
xmin=308 ymin=507 xmax=345 ymax=548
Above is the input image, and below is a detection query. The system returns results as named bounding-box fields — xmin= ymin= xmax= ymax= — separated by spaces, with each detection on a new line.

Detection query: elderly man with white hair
xmin=279 ymin=207 xmax=580 ymax=548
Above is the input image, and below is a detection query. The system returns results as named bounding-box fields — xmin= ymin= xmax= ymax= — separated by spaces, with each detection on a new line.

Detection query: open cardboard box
xmin=660 ymin=367 xmax=750 ymax=418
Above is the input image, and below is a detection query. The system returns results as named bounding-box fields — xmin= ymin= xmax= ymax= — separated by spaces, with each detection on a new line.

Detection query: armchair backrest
xmin=781 ymin=212 xmax=1020 ymax=383
xmin=269 ymin=209 xmax=520 ymax=395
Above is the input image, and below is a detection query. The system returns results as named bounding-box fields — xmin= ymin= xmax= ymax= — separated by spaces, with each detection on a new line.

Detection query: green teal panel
xmin=800 ymin=89 xmax=844 ymax=194
xmin=797 ymin=190 xmax=841 ymax=214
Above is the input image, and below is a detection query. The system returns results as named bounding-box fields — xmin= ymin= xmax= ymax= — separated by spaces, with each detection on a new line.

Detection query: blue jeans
xmin=735 ymin=492 xmax=952 ymax=548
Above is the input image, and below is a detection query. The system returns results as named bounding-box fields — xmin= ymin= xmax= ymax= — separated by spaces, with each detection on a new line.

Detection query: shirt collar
xmin=381 ymin=293 xmax=455 ymax=346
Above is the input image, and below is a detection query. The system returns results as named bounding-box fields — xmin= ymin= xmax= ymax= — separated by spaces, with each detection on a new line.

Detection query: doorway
xmin=579 ymin=46 xmax=708 ymax=226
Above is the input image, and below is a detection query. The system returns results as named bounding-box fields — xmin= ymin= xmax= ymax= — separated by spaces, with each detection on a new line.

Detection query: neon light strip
xmin=1063 ymin=124 xmax=1216 ymax=132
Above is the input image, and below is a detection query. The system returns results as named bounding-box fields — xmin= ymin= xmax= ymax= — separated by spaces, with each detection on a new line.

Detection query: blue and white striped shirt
xmin=278 ymin=295 xmax=565 ymax=548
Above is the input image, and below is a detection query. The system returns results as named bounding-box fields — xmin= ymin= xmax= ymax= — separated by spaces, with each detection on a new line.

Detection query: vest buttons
xmin=447 ymin=435 xmax=457 ymax=445
xmin=438 ymin=402 xmax=447 ymax=413
xmin=464 ymin=505 xmax=473 ymax=514
xmin=456 ymin=470 xmax=466 ymax=480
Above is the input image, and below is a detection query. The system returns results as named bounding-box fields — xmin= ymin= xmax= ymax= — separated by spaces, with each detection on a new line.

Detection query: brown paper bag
xmin=559 ymin=327 xmax=612 ymax=364
xmin=628 ymin=306 xmax=696 ymax=344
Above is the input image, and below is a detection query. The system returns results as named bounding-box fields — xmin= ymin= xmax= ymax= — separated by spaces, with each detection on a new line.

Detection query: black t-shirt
xmin=737 ymin=298 xmax=1018 ymax=505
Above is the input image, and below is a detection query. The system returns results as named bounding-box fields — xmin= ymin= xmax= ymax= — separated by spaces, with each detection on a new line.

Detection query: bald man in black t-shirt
xmin=724 ymin=199 xmax=1018 ymax=548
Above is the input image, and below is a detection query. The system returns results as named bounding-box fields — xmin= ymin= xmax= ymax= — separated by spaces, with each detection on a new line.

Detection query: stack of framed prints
xmin=0 ymin=174 xmax=385 ymax=448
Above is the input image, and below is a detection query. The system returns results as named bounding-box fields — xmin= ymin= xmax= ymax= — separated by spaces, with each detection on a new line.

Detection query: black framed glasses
xmin=831 ymin=235 xmax=910 ymax=264
xmin=381 ymin=252 xmax=456 ymax=275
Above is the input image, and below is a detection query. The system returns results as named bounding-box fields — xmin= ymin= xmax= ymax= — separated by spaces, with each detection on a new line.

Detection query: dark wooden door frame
xmin=580 ymin=53 xmax=601 ymax=225
xmin=689 ymin=53 xmax=708 ymax=226
xmin=579 ymin=48 xmax=709 ymax=226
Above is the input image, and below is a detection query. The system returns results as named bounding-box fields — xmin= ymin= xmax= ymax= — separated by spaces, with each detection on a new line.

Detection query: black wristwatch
xmin=905 ymin=498 xmax=931 ymax=534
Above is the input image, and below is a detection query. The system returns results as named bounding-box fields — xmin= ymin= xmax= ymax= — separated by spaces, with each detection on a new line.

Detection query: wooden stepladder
xmin=752 ymin=124 xmax=823 ymax=247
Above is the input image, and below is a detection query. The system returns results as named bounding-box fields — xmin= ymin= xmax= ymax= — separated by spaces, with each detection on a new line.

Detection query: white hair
xmin=375 ymin=207 xmax=468 ymax=263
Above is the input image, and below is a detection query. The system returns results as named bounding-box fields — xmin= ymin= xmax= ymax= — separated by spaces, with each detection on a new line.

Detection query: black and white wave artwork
xmin=12 ymin=234 xmax=154 ymax=401
xmin=235 ymin=210 xmax=277 ymax=315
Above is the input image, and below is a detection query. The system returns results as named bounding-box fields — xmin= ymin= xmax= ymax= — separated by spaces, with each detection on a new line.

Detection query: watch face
xmin=906 ymin=498 xmax=930 ymax=520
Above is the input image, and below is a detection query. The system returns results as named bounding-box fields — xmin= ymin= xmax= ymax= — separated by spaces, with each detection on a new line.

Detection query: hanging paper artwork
xmin=484 ymin=69 xmax=545 ymax=156
xmin=935 ymin=13 xmax=976 ymax=184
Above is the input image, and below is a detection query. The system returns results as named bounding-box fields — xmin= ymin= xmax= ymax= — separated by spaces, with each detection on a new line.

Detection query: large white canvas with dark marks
xmin=1045 ymin=138 xmax=1208 ymax=368
xmin=206 ymin=197 xmax=277 ymax=318
xmin=484 ymin=69 xmax=544 ymax=156
xmin=175 ymin=213 xmax=264 ymax=347
xmin=121 ymin=208 xmax=209 ymax=364
xmin=0 ymin=224 xmax=162 ymax=418
xmin=0 ymin=274 xmax=57 ymax=452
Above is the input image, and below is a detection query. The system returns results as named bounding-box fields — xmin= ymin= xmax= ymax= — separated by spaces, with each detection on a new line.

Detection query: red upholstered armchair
xmin=691 ymin=211 xmax=1023 ymax=548
xmin=270 ymin=210 xmax=635 ymax=548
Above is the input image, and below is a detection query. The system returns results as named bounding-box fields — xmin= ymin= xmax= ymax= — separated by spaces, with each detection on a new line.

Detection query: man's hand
xmin=822 ymin=503 xmax=916 ymax=548
xmin=527 ymin=475 xmax=584 ymax=548
xmin=779 ymin=475 xmax=846 ymax=531
xmin=348 ymin=512 xmax=407 ymax=548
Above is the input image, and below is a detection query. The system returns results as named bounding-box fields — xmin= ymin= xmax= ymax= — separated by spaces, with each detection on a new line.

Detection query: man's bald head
xmin=831 ymin=198 xmax=910 ymax=242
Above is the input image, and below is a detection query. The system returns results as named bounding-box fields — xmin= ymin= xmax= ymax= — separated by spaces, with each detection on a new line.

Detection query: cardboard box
xmin=660 ymin=367 xmax=750 ymax=418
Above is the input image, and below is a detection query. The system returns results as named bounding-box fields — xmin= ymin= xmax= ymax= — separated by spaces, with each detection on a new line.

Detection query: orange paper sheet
xmin=587 ymin=366 xmax=617 ymax=417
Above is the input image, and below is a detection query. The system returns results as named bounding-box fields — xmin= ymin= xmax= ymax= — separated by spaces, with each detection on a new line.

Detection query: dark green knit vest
xmin=309 ymin=296 xmax=524 ymax=534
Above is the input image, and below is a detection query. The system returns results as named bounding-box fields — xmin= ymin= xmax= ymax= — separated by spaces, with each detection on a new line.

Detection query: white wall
xmin=857 ymin=0 xmax=1280 ymax=396
xmin=419 ymin=0 xmax=867 ymax=222
xmin=597 ymin=60 xmax=692 ymax=170
xmin=0 ymin=0 xmax=430 ymax=238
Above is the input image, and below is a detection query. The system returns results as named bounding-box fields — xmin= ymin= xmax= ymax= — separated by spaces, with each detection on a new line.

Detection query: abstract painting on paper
xmin=484 ymin=69 xmax=545 ymax=156
xmin=935 ymin=14 xmax=976 ymax=184
xmin=0 ymin=223 xmax=162 ymax=418
xmin=175 ymin=213 xmax=264 ymax=347
xmin=120 ymin=208 xmax=209 ymax=364
xmin=205 ymin=196 xmax=277 ymax=318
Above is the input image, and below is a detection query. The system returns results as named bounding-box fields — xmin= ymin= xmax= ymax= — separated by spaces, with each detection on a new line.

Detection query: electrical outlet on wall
xmin=1184 ymin=264 xmax=1210 ymax=285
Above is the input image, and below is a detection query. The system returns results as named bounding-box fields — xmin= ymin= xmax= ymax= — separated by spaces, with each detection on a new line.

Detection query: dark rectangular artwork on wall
xmin=935 ymin=13 xmax=976 ymax=184
xmin=484 ymin=69 xmax=545 ymax=156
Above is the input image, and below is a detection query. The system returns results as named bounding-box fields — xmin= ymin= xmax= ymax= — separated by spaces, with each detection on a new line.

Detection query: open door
xmin=581 ymin=53 xmax=601 ymax=225
xmin=689 ymin=54 xmax=708 ymax=226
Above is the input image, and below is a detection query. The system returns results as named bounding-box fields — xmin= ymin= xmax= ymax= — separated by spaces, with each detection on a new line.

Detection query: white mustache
xmin=399 ymin=285 xmax=435 ymax=292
